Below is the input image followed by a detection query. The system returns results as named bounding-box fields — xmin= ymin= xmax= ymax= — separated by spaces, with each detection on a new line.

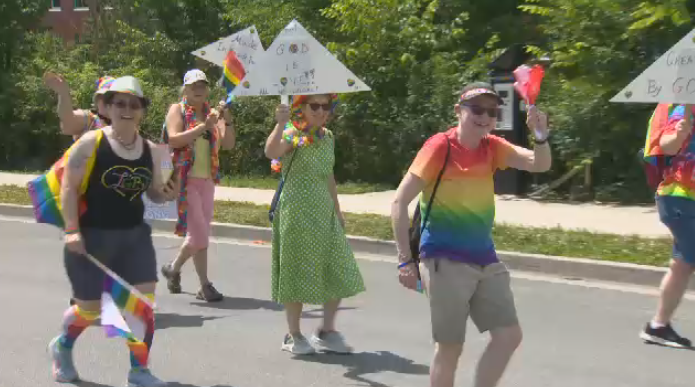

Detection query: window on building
xmin=74 ymin=0 xmax=88 ymax=9
xmin=51 ymin=0 xmax=61 ymax=9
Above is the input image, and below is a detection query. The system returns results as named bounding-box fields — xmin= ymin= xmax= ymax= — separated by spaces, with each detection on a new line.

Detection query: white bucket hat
xmin=104 ymin=76 xmax=150 ymax=107
xmin=183 ymin=69 xmax=208 ymax=85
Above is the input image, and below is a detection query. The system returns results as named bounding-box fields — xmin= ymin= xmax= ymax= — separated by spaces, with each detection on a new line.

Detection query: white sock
xmin=650 ymin=320 xmax=667 ymax=329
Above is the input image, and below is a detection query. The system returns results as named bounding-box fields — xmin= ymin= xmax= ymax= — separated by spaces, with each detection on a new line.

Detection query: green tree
xmin=520 ymin=0 xmax=693 ymax=202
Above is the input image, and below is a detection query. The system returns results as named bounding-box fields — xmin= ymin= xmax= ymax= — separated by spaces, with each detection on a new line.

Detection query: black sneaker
xmin=160 ymin=263 xmax=182 ymax=294
xmin=640 ymin=322 xmax=692 ymax=348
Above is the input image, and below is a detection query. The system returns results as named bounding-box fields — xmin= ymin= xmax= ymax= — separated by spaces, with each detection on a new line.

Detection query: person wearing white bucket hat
xmin=48 ymin=75 xmax=178 ymax=387
xmin=160 ymin=68 xmax=236 ymax=302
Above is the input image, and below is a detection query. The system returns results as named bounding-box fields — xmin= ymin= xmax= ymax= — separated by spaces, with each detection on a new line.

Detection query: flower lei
xmin=271 ymin=121 xmax=325 ymax=173
xmin=271 ymin=94 xmax=338 ymax=173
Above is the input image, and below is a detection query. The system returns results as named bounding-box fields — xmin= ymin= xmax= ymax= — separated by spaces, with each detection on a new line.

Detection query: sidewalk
xmin=0 ymin=171 xmax=669 ymax=237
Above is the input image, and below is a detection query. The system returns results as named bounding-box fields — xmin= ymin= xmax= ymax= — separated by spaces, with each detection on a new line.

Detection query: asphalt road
xmin=0 ymin=217 xmax=693 ymax=387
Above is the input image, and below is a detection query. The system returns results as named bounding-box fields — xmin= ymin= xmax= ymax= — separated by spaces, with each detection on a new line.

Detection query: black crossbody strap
xmin=421 ymin=137 xmax=451 ymax=231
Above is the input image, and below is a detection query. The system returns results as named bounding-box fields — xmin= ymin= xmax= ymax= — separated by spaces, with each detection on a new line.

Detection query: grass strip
xmin=0 ymin=184 xmax=672 ymax=267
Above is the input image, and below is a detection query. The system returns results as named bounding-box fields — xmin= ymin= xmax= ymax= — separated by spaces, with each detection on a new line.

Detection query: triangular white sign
xmin=612 ymin=28 xmax=695 ymax=104
xmin=232 ymin=19 xmax=371 ymax=97
xmin=191 ymin=26 xmax=264 ymax=70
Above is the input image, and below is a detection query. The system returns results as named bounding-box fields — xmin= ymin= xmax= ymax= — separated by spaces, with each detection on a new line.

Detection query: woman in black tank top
xmin=50 ymin=76 xmax=178 ymax=387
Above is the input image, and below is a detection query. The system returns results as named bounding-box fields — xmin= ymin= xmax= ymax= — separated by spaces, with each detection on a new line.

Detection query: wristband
xmin=65 ymin=228 xmax=79 ymax=235
xmin=534 ymin=136 xmax=549 ymax=145
xmin=398 ymin=260 xmax=415 ymax=269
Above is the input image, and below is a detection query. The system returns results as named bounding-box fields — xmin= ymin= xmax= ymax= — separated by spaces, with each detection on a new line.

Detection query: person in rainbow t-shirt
xmin=639 ymin=103 xmax=695 ymax=349
xmin=391 ymin=82 xmax=551 ymax=387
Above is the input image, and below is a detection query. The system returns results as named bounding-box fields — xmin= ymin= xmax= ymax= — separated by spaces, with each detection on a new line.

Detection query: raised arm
xmin=264 ymin=104 xmax=293 ymax=160
xmin=165 ymin=104 xmax=211 ymax=149
xmin=44 ymin=72 xmax=90 ymax=136
xmin=505 ymin=106 xmax=552 ymax=173
xmin=216 ymin=101 xmax=236 ymax=150
xmin=659 ymin=104 xmax=693 ymax=155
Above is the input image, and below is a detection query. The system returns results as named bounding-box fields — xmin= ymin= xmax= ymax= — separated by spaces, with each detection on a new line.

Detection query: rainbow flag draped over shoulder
xmin=26 ymin=130 xmax=104 ymax=229
xmin=222 ymin=50 xmax=246 ymax=105
xmin=101 ymin=274 xmax=154 ymax=368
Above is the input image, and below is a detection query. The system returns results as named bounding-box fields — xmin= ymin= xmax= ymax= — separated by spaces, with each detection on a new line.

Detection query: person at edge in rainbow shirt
xmin=639 ymin=103 xmax=695 ymax=349
xmin=43 ymin=72 xmax=115 ymax=141
xmin=390 ymin=82 xmax=551 ymax=387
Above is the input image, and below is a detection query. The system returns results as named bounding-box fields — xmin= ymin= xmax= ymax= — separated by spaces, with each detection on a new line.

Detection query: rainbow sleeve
xmin=26 ymin=130 xmax=103 ymax=229
xmin=409 ymin=135 xmax=448 ymax=183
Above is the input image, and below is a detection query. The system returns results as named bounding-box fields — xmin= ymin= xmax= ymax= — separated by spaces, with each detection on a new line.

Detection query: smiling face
xmin=300 ymin=94 xmax=332 ymax=128
xmin=455 ymin=95 xmax=500 ymax=140
xmin=183 ymin=80 xmax=209 ymax=106
xmin=106 ymin=93 xmax=144 ymax=130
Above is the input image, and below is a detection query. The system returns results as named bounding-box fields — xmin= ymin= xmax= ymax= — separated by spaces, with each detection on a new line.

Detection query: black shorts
xmin=64 ymin=223 xmax=158 ymax=301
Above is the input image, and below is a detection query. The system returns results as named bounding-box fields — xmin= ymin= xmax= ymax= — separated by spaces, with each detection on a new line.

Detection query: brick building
xmin=43 ymin=0 xmax=101 ymax=43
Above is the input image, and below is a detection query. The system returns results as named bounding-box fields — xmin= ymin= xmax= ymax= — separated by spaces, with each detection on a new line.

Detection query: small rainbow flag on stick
xmin=86 ymin=253 xmax=154 ymax=367
xmin=222 ymin=50 xmax=246 ymax=105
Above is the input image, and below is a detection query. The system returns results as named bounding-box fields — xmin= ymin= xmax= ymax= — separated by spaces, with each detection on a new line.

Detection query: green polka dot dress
xmin=271 ymin=129 xmax=366 ymax=305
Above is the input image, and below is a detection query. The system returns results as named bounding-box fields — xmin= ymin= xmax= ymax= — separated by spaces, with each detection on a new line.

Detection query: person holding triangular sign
xmin=237 ymin=19 xmax=371 ymax=355
xmin=611 ymin=28 xmax=695 ymax=349
xmin=160 ymin=69 xmax=236 ymax=303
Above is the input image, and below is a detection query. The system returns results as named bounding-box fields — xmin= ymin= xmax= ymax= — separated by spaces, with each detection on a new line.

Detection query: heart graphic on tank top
xmin=101 ymin=165 xmax=153 ymax=200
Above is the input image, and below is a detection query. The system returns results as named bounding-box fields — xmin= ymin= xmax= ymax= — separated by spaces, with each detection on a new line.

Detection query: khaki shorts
xmin=420 ymin=258 xmax=519 ymax=344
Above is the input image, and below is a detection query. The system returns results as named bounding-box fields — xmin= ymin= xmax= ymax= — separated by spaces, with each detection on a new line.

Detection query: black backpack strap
xmin=419 ymin=137 xmax=451 ymax=250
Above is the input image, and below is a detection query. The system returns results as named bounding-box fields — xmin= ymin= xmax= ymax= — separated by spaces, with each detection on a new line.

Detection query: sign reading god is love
xmin=232 ymin=19 xmax=371 ymax=98
xmin=191 ymin=26 xmax=264 ymax=70
xmin=612 ymin=28 xmax=695 ymax=104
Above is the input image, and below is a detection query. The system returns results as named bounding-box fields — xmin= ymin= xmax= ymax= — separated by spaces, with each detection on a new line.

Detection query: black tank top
xmin=80 ymin=133 xmax=154 ymax=229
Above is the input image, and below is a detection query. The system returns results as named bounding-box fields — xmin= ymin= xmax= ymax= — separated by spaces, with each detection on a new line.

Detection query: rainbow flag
xmin=101 ymin=274 xmax=153 ymax=368
xmin=26 ymin=130 xmax=104 ymax=229
xmin=222 ymin=50 xmax=246 ymax=105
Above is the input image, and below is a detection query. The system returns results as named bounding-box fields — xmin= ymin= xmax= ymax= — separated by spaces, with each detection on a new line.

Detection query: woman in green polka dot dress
xmin=264 ymin=93 xmax=366 ymax=355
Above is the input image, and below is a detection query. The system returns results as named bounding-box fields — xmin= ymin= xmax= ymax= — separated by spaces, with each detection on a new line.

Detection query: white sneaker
xmin=281 ymin=333 xmax=316 ymax=355
xmin=310 ymin=331 xmax=353 ymax=354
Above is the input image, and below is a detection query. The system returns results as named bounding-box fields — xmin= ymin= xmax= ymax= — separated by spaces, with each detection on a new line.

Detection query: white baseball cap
xmin=183 ymin=69 xmax=208 ymax=85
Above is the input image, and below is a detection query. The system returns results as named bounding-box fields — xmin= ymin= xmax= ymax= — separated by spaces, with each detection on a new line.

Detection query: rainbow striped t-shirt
xmin=408 ymin=128 xmax=514 ymax=266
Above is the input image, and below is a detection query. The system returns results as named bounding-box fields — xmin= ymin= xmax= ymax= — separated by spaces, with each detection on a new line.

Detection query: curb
xmin=2 ymin=203 xmax=693 ymax=290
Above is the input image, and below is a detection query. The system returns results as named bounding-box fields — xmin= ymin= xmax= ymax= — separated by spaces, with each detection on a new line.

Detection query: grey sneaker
xmin=196 ymin=283 xmax=223 ymax=302
xmin=160 ymin=263 xmax=181 ymax=294
xmin=48 ymin=336 xmax=79 ymax=383
xmin=311 ymin=330 xmax=354 ymax=354
xmin=281 ymin=333 xmax=316 ymax=355
xmin=127 ymin=368 xmax=167 ymax=387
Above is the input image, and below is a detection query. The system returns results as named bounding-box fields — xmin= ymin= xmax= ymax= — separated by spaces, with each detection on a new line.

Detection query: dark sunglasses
xmin=308 ymin=103 xmax=332 ymax=112
xmin=114 ymin=100 xmax=143 ymax=110
xmin=461 ymin=104 xmax=500 ymax=119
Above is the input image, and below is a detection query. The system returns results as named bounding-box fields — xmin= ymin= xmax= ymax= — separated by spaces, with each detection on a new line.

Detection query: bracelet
xmin=398 ymin=260 xmax=415 ymax=269
xmin=534 ymin=137 xmax=549 ymax=145
xmin=65 ymin=228 xmax=79 ymax=235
